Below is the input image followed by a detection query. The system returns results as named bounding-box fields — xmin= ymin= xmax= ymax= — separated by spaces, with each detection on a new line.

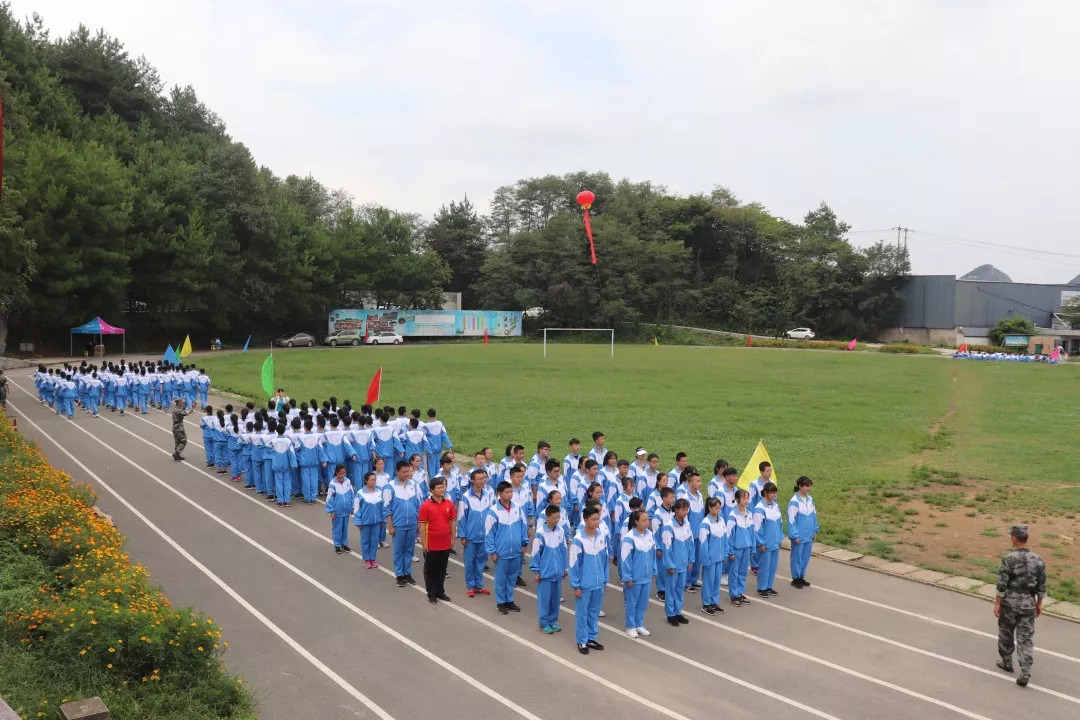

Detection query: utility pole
xmin=892 ymin=226 xmax=910 ymax=250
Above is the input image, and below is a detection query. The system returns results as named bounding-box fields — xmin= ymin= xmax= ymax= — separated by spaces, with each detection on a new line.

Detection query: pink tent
xmin=70 ymin=316 xmax=126 ymax=356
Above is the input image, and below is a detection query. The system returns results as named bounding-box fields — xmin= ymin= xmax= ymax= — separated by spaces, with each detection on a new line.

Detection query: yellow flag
xmin=738 ymin=440 xmax=777 ymax=490
xmin=179 ymin=334 xmax=193 ymax=358
xmin=652 ymin=337 xmax=659 ymax=347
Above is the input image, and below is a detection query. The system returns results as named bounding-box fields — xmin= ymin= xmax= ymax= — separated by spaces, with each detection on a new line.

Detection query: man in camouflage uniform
xmin=171 ymin=397 xmax=192 ymax=462
xmin=0 ymin=369 xmax=8 ymax=410
xmin=994 ymin=523 xmax=1046 ymax=687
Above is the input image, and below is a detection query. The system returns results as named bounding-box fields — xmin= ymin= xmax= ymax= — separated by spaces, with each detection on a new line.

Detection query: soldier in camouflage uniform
xmin=0 ymin=369 xmax=8 ymax=409
xmin=171 ymin=398 xmax=192 ymax=462
xmin=994 ymin=523 xmax=1046 ymax=687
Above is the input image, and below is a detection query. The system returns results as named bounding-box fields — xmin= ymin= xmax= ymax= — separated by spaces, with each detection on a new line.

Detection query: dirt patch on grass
xmin=882 ymin=484 xmax=1080 ymax=602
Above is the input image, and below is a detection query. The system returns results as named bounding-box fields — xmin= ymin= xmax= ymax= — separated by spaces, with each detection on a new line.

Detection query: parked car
xmin=366 ymin=331 xmax=403 ymax=345
xmin=274 ymin=332 xmax=315 ymax=348
xmin=784 ymin=327 xmax=816 ymax=340
xmin=324 ymin=330 xmax=361 ymax=347
xmin=524 ymin=306 xmax=546 ymax=318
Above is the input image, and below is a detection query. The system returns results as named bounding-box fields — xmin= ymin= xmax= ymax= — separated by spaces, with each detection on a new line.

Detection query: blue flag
xmin=162 ymin=344 xmax=179 ymax=365
xmin=242 ymin=335 xmax=251 ymax=353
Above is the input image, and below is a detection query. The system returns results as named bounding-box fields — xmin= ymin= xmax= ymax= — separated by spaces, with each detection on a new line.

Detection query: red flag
xmin=362 ymin=323 xmax=369 ymax=343
xmin=847 ymin=338 xmax=857 ymax=351
xmin=957 ymin=343 xmax=968 ymax=353
xmin=746 ymin=335 xmax=753 ymax=347
xmin=365 ymin=367 xmax=382 ymax=405
xmin=583 ymin=209 xmax=597 ymax=265
xmin=483 ymin=328 xmax=489 ymax=345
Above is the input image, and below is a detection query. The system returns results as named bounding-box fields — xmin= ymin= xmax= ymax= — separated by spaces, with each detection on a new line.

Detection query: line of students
xmin=34 ymin=361 xmax=210 ymax=418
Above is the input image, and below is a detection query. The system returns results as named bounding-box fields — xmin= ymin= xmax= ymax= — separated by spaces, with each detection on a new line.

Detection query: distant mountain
xmin=960 ymin=264 xmax=1012 ymax=282
xmin=1067 ymin=273 xmax=1080 ymax=285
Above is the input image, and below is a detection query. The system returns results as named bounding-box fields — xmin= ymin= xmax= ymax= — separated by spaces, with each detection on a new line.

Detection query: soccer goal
xmin=542 ymin=328 xmax=615 ymax=358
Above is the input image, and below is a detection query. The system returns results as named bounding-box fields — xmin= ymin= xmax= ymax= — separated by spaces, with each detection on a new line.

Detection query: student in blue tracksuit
xmin=485 ymin=480 xmax=529 ymax=614
xmin=422 ymin=409 xmax=453 ymax=479
xmin=727 ymin=488 xmax=755 ymax=606
xmin=197 ymin=369 xmax=210 ymax=409
xmin=748 ymin=460 xmax=772 ymax=573
xmin=322 ymin=417 xmax=356 ymax=499
xmin=788 ymin=476 xmax=819 ymax=588
xmin=325 ymin=464 xmax=354 ymax=553
xmin=455 ymin=468 xmax=490 ymax=595
xmin=349 ymin=418 xmax=374 ymax=486
xmin=384 ymin=460 xmax=422 ymax=587
xmin=371 ymin=417 xmax=404 ymax=471
xmin=212 ymin=411 xmax=229 ymax=474
xmin=562 ymin=438 xmax=582 ymax=486
xmin=240 ymin=421 xmax=256 ymax=488
xmin=529 ymin=505 xmax=569 ymax=634
xmin=525 ymin=441 xmax=553 ymax=493
xmin=402 ymin=418 xmax=431 ymax=479
xmin=754 ymin=481 xmax=784 ymax=597
xmin=570 ymin=505 xmax=608 ymax=654
xmin=619 ymin=508 xmax=656 ymax=639
xmin=114 ymin=374 xmax=128 ymax=416
xmin=227 ymin=415 xmax=243 ymax=482
xmin=249 ymin=421 xmax=266 ymax=494
xmin=267 ymin=425 xmax=298 ymax=507
xmin=353 ymin=472 xmax=383 ymax=568
xmin=676 ymin=468 xmax=706 ymax=593
xmin=296 ymin=421 xmax=324 ymax=503
xmin=612 ymin=476 xmax=639 ymax=560
xmin=707 ymin=459 xmax=730 ymax=502
xmin=660 ymin=498 xmax=695 ymax=626
xmin=699 ymin=497 xmax=729 ymax=614
xmin=261 ymin=421 xmax=277 ymax=501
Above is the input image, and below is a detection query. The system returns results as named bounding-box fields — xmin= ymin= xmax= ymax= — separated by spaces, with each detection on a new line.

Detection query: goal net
xmin=542 ymin=328 xmax=615 ymax=358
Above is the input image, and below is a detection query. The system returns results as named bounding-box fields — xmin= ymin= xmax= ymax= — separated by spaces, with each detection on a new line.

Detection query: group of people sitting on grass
xmin=951 ymin=349 xmax=1062 ymax=363
xmin=196 ymin=402 xmax=821 ymax=654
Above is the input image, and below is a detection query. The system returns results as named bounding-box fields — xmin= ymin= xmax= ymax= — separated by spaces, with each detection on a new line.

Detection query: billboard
xmin=328 ymin=309 xmax=522 ymax=337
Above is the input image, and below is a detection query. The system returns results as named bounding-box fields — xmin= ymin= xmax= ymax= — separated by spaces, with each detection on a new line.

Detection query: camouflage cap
xmin=1010 ymin=524 xmax=1029 ymax=537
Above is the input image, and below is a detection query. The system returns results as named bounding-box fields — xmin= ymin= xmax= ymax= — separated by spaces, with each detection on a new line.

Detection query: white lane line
xmin=770 ymin=571 xmax=1080 ymax=665
xmin=116 ymin=403 xmax=1070 ymax=713
xmin=9 ymin=400 xmax=396 ymax=720
xmin=10 ymin=391 xmax=542 ymax=720
xmin=12 ymin=385 xmax=685 ymax=720
xmin=752 ymin=590 xmax=1080 ymax=706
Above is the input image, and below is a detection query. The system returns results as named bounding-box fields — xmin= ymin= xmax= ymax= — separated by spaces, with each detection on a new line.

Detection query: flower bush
xmin=0 ymin=410 xmax=256 ymax=720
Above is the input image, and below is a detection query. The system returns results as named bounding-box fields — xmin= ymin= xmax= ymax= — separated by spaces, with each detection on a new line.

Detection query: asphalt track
xmin=5 ymin=369 xmax=1080 ymax=720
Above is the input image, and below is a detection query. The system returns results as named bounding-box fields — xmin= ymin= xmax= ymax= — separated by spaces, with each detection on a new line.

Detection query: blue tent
xmin=70 ymin=316 xmax=126 ymax=357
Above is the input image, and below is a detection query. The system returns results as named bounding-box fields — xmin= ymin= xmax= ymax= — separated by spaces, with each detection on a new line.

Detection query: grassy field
xmin=199 ymin=344 xmax=1080 ymax=601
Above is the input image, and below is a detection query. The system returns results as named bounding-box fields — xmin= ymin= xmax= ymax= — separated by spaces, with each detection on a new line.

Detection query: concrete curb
xmin=797 ymin=538 xmax=1080 ymax=623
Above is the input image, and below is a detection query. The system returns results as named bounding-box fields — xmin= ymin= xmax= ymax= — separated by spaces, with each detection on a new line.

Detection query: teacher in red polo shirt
xmin=418 ymin=476 xmax=457 ymax=604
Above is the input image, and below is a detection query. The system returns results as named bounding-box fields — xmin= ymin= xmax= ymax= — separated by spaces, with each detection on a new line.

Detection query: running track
xmin=5 ymin=369 xmax=1079 ymax=720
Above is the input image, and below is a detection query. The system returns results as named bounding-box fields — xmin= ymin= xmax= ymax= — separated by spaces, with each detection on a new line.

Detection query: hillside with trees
xmin=0 ymin=4 xmax=910 ymax=354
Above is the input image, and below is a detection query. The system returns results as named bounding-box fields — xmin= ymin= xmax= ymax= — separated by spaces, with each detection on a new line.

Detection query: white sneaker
xmin=626 ymin=628 xmax=639 ymax=639
xmin=720 ymin=574 xmax=729 ymax=587
xmin=413 ymin=555 xmax=420 ymax=562
xmin=636 ymin=626 xmax=651 ymax=637
xmin=599 ymin=610 xmax=606 ymax=617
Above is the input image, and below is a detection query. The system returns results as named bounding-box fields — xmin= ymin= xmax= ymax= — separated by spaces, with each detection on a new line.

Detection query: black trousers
xmin=424 ymin=549 xmax=450 ymax=598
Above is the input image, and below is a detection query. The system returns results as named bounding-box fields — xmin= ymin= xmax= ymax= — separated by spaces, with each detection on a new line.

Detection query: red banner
xmin=365 ymin=367 xmax=382 ymax=405
xmin=584 ymin=209 xmax=596 ymax=265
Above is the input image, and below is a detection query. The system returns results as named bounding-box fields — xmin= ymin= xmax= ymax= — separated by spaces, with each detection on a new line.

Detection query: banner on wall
xmin=328 ymin=309 xmax=522 ymax=338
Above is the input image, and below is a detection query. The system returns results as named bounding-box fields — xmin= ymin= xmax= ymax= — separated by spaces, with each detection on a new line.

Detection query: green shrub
xmin=880 ymin=343 xmax=921 ymax=354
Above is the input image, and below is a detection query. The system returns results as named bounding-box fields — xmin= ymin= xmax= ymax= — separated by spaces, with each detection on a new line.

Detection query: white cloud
xmin=15 ymin=0 xmax=1080 ymax=281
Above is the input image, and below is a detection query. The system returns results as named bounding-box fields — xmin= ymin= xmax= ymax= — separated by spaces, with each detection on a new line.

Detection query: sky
xmin=14 ymin=0 xmax=1080 ymax=283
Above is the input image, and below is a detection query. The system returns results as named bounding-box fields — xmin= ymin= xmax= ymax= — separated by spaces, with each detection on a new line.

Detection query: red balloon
xmin=576 ymin=190 xmax=595 ymax=209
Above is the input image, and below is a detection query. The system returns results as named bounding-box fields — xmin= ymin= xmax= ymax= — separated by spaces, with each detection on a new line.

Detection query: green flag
xmin=260 ymin=353 xmax=274 ymax=398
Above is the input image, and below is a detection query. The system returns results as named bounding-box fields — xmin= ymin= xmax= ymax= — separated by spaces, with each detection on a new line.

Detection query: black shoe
xmin=405 ymin=575 xmax=417 ymax=586
xmin=667 ymin=616 xmax=680 ymax=626
xmin=577 ymin=644 xmax=589 ymax=654
xmin=437 ymin=593 xmax=451 ymax=602
xmin=585 ymin=640 xmax=604 ymax=651
xmin=801 ymin=579 xmax=811 ymax=587
xmin=767 ymin=589 xmax=779 ymax=596
xmin=498 ymin=604 xmax=509 ymax=615
xmin=686 ymin=585 xmax=698 ymax=594
xmin=396 ymin=577 xmax=406 ymax=587
xmin=731 ymin=597 xmax=743 ymax=607
xmin=739 ymin=595 xmax=751 ymax=604
xmin=791 ymin=578 xmax=804 ymax=588
xmin=657 ymin=590 xmax=666 ymax=601
xmin=177 ymin=455 xmax=185 ymax=461
xmin=516 ymin=576 xmax=527 ymax=588
xmin=428 ymin=596 xmax=438 ymax=604
xmin=758 ymin=590 xmax=771 ymax=597
xmin=483 ymin=565 xmax=490 ymax=571
xmin=206 ymin=462 xmax=215 ymax=467
xmin=449 ymin=548 xmax=457 ymax=555
xmin=996 ymin=660 xmax=1014 ymax=674
xmin=1017 ymin=672 xmax=1030 ymax=687
xmin=342 ymin=545 xmax=352 ymax=553
xmin=507 ymin=602 xmax=521 ymax=613
xmin=444 ymin=572 xmax=451 ymax=579
xmin=703 ymin=605 xmax=716 ymax=615
xmin=172 ymin=454 xmax=181 ymax=462
xmin=334 ymin=547 xmax=342 ymax=554
xmin=676 ymin=615 xmax=689 ymax=624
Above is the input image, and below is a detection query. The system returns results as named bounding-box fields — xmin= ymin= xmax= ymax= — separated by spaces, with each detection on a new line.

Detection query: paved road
xmin=5 ymin=370 xmax=1079 ymax=720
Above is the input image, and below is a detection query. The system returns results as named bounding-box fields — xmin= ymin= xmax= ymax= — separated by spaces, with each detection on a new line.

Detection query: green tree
xmin=989 ymin=315 xmax=1035 ymax=346
xmin=426 ymin=197 xmax=486 ymax=307
xmin=1061 ymin=296 xmax=1080 ymax=329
